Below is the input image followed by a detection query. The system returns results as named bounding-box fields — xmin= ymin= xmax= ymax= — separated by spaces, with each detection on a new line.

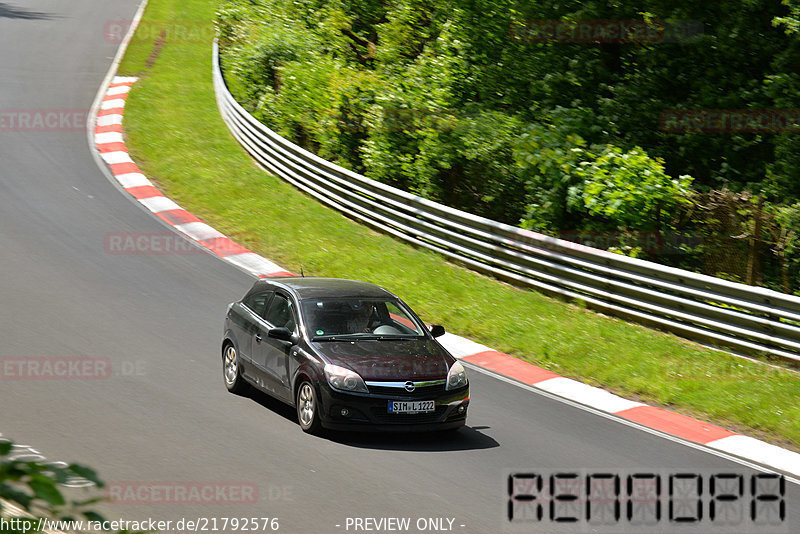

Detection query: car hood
xmin=311 ymin=339 xmax=453 ymax=381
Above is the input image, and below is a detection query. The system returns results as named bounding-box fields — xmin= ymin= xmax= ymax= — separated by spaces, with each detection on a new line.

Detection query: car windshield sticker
xmin=316 ymin=330 xmax=324 ymax=335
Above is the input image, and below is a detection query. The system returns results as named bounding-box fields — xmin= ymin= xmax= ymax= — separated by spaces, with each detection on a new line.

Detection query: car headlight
xmin=446 ymin=361 xmax=468 ymax=390
xmin=324 ymin=364 xmax=369 ymax=393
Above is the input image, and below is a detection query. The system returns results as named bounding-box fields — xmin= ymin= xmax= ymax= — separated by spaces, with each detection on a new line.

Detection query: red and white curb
xmin=441 ymin=335 xmax=800 ymax=477
xmin=94 ymin=76 xmax=800 ymax=479
xmin=95 ymin=77 xmax=292 ymax=279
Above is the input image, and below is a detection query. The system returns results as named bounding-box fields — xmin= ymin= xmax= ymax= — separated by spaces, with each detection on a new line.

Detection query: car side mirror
xmin=268 ymin=327 xmax=297 ymax=343
xmin=429 ymin=324 xmax=445 ymax=338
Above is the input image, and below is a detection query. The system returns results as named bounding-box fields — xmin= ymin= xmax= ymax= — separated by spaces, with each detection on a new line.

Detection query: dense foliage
xmin=217 ymin=0 xmax=800 ymax=292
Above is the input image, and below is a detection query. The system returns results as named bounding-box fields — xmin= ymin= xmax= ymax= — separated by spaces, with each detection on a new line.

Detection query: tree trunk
xmin=779 ymin=250 xmax=790 ymax=294
xmin=746 ymin=195 xmax=764 ymax=286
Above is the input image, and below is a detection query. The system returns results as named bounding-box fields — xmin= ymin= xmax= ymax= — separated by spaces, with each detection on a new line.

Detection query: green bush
xmin=577 ymin=145 xmax=694 ymax=230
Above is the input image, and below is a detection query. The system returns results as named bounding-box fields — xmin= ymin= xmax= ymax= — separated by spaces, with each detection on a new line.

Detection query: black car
xmin=221 ymin=277 xmax=469 ymax=433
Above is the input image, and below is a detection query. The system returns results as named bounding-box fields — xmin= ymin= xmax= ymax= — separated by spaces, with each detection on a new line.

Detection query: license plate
xmin=388 ymin=400 xmax=435 ymax=414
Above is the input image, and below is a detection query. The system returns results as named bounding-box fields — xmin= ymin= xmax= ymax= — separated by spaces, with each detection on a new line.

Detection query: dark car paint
xmin=225 ymin=300 xmax=296 ymax=402
xmin=312 ymin=339 xmax=450 ymax=381
xmin=222 ymin=278 xmax=469 ymax=431
xmin=269 ymin=277 xmax=397 ymax=300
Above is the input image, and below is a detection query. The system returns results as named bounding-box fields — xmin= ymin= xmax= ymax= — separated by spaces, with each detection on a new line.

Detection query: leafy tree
xmin=774 ymin=0 xmax=800 ymax=33
xmin=766 ymin=201 xmax=800 ymax=292
xmin=216 ymin=0 xmax=800 ymax=291
xmin=513 ymin=119 xmax=591 ymax=232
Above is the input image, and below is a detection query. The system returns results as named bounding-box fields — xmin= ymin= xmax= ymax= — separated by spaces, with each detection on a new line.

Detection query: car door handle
xmin=255 ymin=334 xmax=262 ymax=343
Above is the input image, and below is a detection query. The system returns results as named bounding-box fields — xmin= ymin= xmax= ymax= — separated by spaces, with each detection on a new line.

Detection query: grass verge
xmin=117 ymin=0 xmax=800 ymax=448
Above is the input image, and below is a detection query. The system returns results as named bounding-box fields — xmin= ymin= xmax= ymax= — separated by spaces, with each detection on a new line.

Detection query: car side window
xmin=243 ymin=290 xmax=272 ymax=317
xmin=265 ymin=294 xmax=296 ymax=332
xmin=385 ymin=301 xmax=419 ymax=334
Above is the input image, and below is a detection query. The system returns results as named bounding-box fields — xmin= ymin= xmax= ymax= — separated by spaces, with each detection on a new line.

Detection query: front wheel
xmin=296 ymin=381 xmax=322 ymax=434
xmin=223 ymin=343 xmax=249 ymax=394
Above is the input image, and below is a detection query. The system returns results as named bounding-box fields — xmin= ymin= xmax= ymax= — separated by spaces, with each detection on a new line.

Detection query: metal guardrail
xmin=212 ymin=40 xmax=800 ymax=363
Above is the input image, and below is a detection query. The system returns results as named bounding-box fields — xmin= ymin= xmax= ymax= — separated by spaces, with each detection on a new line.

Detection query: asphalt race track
xmin=1 ymin=1 xmax=798 ymax=533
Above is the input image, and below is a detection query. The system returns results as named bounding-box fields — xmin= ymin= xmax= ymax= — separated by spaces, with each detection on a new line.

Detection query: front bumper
xmin=317 ymin=383 xmax=470 ymax=432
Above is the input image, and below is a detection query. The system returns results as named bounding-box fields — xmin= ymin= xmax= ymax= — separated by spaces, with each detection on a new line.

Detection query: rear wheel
xmin=223 ymin=343 xmax=249 ymax=394
xmin=296 ymin=381 xmax=322 ymax=434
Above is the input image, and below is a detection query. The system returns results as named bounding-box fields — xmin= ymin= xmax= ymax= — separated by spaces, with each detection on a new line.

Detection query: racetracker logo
xmin=550 ymin=230 xmax=702 ymax=255
xmin=514 ymin=230 xmax=703 ymax=256
xmin=345 ymin=359 xmax=447 ymax=379
xmin=105 ymin=232 xmax=220 ymax=255
xmin=509 ymin=19 xmax=702 ymax=43
xmin=1 ymin=357 xmax=113 ymax=380
xmin=661 ymin=109 xmax=800 ymax=133
xmin=104 ymin=20 xmax=217 ymax=44
xmin=105 ymin=482 xmax=259 ymax=505
xmin=337 ymin=107 xmax=457 ymax=134
xmin=0 ymin=109 xmax=88 ymax=132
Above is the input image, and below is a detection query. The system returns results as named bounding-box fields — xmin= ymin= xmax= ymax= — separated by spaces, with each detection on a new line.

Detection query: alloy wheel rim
xmin=298 ymin=384 xmax=314 ymax=426
xmin=224 ymin=346 xmax=237 ymax=384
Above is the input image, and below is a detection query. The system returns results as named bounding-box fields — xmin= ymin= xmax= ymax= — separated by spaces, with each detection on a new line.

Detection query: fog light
xmin=340 ymin=408 xmax=351 ymax=418
xmin=457 ymin=405 xmax=466 ymax=414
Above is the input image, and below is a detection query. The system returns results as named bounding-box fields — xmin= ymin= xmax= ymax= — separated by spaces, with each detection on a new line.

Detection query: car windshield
xmin=302 ymin=298 xmax=425 ymax=340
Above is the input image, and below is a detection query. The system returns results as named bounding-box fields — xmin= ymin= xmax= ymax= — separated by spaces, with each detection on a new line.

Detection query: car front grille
xmin=365 ymin=380 xmax=446 ymax=398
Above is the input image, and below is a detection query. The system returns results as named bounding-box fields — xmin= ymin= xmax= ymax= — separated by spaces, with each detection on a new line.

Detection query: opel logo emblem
xmin=404 ymin=381 xmax=416 ymax=392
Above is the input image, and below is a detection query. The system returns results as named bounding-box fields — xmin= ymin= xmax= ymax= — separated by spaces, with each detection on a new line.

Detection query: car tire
xmin=223 ymin=343 xmax=249 ymax=395
xmin=296 ymin=381 xmax=322 ymax=434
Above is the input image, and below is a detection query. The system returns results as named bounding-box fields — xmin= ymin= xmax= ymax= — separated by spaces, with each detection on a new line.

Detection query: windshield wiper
xmin=312 ymin=335 xmax=345 ymax=341
xmin=311 ymin=333 xmax=366 ymax=341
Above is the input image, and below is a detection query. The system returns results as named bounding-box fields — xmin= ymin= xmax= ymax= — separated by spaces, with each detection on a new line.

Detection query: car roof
xmin=255 ymin=277 xmax=397 ymax=300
